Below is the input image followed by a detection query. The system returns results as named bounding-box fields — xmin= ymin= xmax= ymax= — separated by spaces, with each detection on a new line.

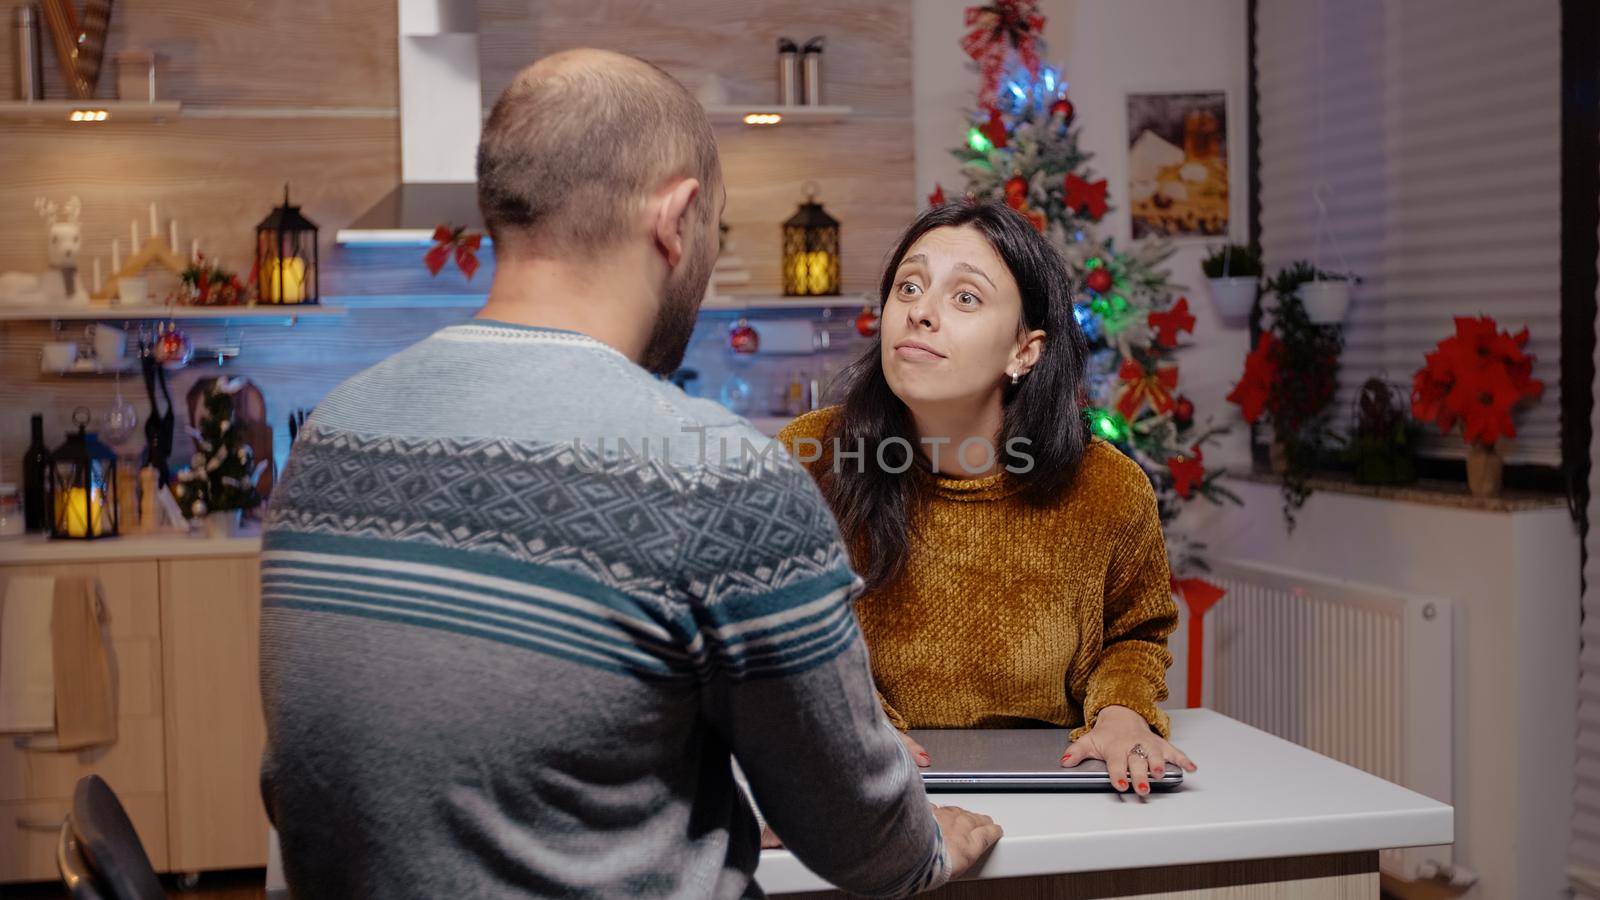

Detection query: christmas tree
xmin=936 ymin=1 xmax=1240 ymax=581
xmin=174 ymin=377 xmax=265 ymax=519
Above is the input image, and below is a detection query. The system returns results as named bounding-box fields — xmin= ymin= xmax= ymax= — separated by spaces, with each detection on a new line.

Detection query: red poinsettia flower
xmin=1148 ymin=297 xmax=1196 ymax=348
xmin=1411 ymin=316 xmax=1542 ymax=448
xmin=928 ymin=183 xmax=947 ymax=208
xmin=1410 ymin=352 xmax=1457 ymax=434
xmin=1227 ymin=332 xmax=1281 ymax=424
xmin=979 ymin=106 xmax=1009 ymax=150
xmin=1063 ymin=173 xmax=1108 ymax=220
xmin=1168 ymin=446 xmax=1205 ymax=499
xmin=1004 ymin=175 xmax=1029 ymax=211
xmin=1450 ymin=368 xmax=1524 ymax=446
xmin=1116 ymin=357 xmax=1179 ymax=419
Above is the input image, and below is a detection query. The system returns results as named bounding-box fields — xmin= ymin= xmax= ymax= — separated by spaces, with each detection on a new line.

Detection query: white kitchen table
xmin=757 ymin=708 xmax=1452 ymax=899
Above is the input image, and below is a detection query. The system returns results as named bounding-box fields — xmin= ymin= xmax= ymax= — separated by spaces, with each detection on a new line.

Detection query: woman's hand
xmin=898 ymin=730 xmax=932 ymax=768
xmin=1059 ymin=705 xmax=1196 ymax=795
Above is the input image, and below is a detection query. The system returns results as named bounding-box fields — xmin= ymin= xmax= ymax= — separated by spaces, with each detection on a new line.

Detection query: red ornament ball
xmin=728 ymin=319 xmax=760 ymax=354
xmin=855 ymin=306 xmax=881 ymax=338
xmin=1174 ymin=395 xmax=1195 ymax=426
xmin=154 ymin=327 xmax=193 ymax=369
xmin=1050 ymin=98 xmax=1075 ymax=123
xmin=1085 ymin=268 xmax=1113 ymax=294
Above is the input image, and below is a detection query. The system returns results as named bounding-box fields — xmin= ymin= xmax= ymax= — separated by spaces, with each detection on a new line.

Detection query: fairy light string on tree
xmin=935 ymin=1 xmax=1240 ymax=706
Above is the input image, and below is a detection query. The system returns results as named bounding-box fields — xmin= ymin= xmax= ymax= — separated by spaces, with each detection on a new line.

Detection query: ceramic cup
xmin=40 ymin=341 xmax=78 ymax=373
xmin=86 ymin=323 xmax=127 ymax=363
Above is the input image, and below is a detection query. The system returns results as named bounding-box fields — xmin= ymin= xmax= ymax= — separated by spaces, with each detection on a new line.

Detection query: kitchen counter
xmin=758 ymin=709 xmax=1452 ymax=897
xmin=0 ymin=530 xmax=262 ymax=564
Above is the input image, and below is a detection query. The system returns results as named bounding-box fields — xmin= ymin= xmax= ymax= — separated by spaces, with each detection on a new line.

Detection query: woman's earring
xmin=1009 ymin=370 xmax=1020 ymax=385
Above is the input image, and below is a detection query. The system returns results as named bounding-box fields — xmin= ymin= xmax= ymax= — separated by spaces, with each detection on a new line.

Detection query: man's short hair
xmin=477 ymin=50 xmax=720 ymax=258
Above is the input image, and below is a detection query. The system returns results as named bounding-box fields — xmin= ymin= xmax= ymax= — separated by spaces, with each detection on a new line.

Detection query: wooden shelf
xmin=703 ymin=105 xmax=852 ymax=126
xmin=0 ymin=100 xmax=182 ymax=123
xmin=0 ymin=304 xmax=345 ymax=323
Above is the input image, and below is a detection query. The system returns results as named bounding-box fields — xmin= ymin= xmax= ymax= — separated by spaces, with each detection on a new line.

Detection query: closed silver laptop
xmin=911 ymin=728 xmax=1183 ymax=791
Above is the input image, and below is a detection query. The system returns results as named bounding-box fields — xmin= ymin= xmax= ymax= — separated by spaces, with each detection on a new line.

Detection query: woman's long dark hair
xmin=823 ymin=199 xmax=1090 ymax=590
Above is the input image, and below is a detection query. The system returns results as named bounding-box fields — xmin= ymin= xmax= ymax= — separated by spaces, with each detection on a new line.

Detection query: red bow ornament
xmin=961 ymin=0 xmax=1046 ymax=102
xmin=1115 ymin=357 xmax=1179 ymax=420
xmin=1063 ymin=173 xmax=1108 ymax=220
xmin=425 ymin=225 xmax=483 ymax=280
xmin=1148 ymin=297 xmax=1196 ymax=348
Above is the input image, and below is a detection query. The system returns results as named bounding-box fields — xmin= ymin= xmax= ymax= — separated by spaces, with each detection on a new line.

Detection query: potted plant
xmin=1297 ymin=271 xmax=1358 ymax=325
xmin=173 ymin=377 xmax=266 ymax=537
xmin=1343 ymin=378 xmax=1418 ymax=486
xmin=1410 ymin=316 xmax=1543 ymax=497
xmin=1199 ymin=244 xmax=1261 ymax=326
xmin=175 ymin=255 xmax=249 ymax=307
xmin=1227 ymin=262 xmax=1344 ymax=529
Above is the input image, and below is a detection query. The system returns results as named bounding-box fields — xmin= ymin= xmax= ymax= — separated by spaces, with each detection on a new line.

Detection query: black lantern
xmin=255 ymin=184 xmax=319 ymax=305
xmin=782 ymin=181 xmax=840 ymax=296
xmin=46 ymin=408 xmax=119 ymax=540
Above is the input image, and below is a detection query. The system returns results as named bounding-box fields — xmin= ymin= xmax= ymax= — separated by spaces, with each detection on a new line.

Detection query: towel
xmin=0 ymin=575 xmax=57 ymax=733
xmin=50 ymin=576 xmax=117 ymax=750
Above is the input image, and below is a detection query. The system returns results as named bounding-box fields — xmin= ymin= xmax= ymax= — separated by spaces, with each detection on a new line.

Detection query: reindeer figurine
xmin=0 ymin=197 xmax=91 ymax=306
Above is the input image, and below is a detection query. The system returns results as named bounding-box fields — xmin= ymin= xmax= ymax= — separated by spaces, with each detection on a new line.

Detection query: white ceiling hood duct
xmin=336 ymin=0 xmax=485 ymax=246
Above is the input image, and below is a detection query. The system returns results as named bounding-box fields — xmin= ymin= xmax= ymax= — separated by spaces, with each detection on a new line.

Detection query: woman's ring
xmin=1129 ymin=744 xmax=1149 ymax=760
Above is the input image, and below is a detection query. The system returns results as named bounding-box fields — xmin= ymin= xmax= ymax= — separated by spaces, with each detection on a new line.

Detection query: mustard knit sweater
xmin=777 ymin=407 xmax=1177 ymax=740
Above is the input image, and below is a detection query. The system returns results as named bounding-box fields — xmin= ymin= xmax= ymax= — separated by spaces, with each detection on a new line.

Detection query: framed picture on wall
xmin=1125 ymin=90 xmax=1230 ymax=240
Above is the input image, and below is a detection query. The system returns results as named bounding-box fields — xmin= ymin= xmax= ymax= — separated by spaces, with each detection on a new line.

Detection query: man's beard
xmin=639 ymin=234 xmax=715 ymax=377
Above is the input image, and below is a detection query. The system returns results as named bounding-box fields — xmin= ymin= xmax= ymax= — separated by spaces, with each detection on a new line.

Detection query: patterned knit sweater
xmin=778 ymin=406 xmax=1177 ymax=741
xmin=260 ymin=323 xmax=947 ymax=899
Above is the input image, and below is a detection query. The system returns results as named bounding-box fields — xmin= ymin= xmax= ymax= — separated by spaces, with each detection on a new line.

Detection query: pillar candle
xmin=149 ymin=203 xmax=159 ymax=243
xmin=169 ymin=220 xmax=177 ymax=251
xmin=93 ymin=258 xmax=101 ymax=291
xmin=111 ymin=239 xmax=120 ymax=271
xmin=60 ymin=487 xmax=106 ymax=537
xmin=190 ymin=238 xmax=199 ymax=263
xmin=131 ymin=220 xmax=139 ymax=249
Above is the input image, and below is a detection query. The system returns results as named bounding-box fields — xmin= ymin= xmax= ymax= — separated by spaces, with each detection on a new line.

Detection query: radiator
xmin=1199 ymin=558 xmax=1458 ymax=884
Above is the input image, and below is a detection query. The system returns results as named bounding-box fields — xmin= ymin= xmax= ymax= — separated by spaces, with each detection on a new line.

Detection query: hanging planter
xmin=1205 ymin=277 xmax=1258 ymax=324
xmin=1298 ymin=278 xmax=1353 ymax=324
xmin=1199 ymin=244 xmax=1262 ymax=327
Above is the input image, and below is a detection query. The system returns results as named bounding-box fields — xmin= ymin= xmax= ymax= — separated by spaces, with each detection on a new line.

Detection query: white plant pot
xmin=1299 ymin=280 xmax=1353 ymax=324
xmin=1204 ymin=276 xmax=1258 ymax=326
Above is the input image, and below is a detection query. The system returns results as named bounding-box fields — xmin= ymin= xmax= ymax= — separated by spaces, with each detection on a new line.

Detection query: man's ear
xmin=653 ymin=178 xmax=703 ymax=269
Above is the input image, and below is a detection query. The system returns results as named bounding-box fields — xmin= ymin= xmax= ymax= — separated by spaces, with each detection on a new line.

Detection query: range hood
xmin=336 ymin=0 xmax=485 ymax=247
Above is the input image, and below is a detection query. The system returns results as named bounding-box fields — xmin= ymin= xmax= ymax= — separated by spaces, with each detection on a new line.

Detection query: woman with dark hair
xmin=778 ymin=200 xmax=1195 ymax=796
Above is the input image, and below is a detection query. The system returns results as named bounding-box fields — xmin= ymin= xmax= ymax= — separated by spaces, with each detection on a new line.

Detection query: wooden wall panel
xmin=0 ymin=0 xmax=398 ymax=108
xmin=478 ymin=0 xmax=912 ymax=116
xmin=0 ymin=0 xmax=913 ymax=480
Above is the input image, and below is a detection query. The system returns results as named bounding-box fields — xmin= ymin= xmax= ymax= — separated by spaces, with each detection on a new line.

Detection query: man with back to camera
xmin=259 ymin=48 xmax=1002 ymax=898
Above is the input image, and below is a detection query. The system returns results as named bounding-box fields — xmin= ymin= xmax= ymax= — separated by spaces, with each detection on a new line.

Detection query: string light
xmin=1087 ymin=408 xmax=1131 ymax=443
xmin=967 ymin=126 xmax=993 ymax=153
xmin=69 ymin=109 xmax=109 ymax=122
xmin=743 ymin=112 xmax=783 ymax=126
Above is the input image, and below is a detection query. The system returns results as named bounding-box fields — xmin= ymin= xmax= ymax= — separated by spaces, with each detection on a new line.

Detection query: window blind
xmin=1255 ymin=0 xmax=1561 ymax=465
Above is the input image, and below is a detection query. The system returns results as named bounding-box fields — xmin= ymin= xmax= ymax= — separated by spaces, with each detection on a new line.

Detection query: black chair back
xmin=65 ymin=775 xmax=166 ymax=900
